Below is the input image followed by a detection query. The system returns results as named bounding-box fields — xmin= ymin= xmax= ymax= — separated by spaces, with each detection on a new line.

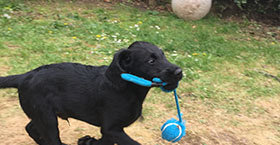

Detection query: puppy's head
xmin=109 ymin=41 xmax=182 ymax=91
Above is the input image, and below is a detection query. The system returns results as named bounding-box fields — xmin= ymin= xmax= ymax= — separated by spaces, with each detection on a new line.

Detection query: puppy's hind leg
xmin=23 ymin=100 xmax=64 ymax=145
xmin=26 ymin=121 xmax=46 ymax=145
xmin=33 ymin=109 xmax=64 ymax=145
xmin=20 ymin=92 xmax=66 ymax=145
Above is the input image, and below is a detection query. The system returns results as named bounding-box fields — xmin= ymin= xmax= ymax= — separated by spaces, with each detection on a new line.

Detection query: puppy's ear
xmin=106 ymin=49 xmax=132 ymax=88
xmin=111 ymin=49 xmax=131 ymax=72
xmin=118 ymin=49 xmax=132 ymax=71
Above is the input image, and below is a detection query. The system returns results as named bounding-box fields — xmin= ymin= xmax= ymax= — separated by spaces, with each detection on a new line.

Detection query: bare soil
xmin=0 ymin=90 xmax=279 ymax=145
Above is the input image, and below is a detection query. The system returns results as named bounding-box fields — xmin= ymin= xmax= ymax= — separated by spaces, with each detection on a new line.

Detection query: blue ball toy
xmin=161 ymin=118 xmax=186 ymax=143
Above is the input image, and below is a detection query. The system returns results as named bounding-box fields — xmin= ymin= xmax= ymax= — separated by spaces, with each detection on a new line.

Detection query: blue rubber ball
xmin=161 ymin=118 xmax=186 ymax=143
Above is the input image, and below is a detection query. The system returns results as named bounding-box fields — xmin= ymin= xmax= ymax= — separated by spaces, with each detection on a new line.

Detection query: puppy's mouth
xmin=161 ymin=80 xmax=180 ymax=91
xmin=147 ymin=67 xmax=183 ymax=90
xmin=157 ymin=76 xmax=182 ymax=91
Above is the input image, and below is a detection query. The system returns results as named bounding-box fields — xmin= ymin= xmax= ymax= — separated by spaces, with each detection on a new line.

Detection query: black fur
xmin=0 ymin=41 xmax=182 ymax=145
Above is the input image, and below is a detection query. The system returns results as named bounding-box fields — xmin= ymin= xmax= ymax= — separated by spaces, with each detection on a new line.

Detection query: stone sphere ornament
xmin=172 ymin=0 xmax=212 ymax=20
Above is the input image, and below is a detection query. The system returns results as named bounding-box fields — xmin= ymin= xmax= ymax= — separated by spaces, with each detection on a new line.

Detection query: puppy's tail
xmin=0 ymin=75 xmax=21 ymax=89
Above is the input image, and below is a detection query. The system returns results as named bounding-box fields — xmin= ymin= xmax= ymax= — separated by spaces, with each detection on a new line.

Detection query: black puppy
xmin=0 ymin=41 xmax=182 ymax=145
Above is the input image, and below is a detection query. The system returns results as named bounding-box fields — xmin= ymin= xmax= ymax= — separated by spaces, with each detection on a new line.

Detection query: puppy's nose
xmin=174 ymin=68 xmax=182 ymax=76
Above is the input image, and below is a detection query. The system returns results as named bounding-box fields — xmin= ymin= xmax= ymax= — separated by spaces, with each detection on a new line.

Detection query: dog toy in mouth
xmin=121 ymin=73 xmax=186 ymax=143
xmin=120 ymin=73 xmax=166 ymax=88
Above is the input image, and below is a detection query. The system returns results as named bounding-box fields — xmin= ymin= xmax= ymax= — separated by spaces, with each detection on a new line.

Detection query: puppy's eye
xmin=148 ymin=59 xmax=156 ymax=64
xmin=148 ymin=54 xmax=157 ymax=64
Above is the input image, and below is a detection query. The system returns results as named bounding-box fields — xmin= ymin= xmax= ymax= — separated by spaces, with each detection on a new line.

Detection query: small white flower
xmin=136 ymin=27 xmax=140 ymax=31
xmin=134 ymin=24 xmax=139 ymax=27
xmin=115 ymin=39 xmax=122 ymax=43
xmin=129 ymin=26 xmax=133 ymax=29
xmin=112 ymin=35 xmax=117 ymax=38
xmin=3 ymin=14 xmax=11 ymax=19
xmin=155 ymin=25 xmax=160 ymax=30
xmin=124 ymin=39 xmax=129 ymax=43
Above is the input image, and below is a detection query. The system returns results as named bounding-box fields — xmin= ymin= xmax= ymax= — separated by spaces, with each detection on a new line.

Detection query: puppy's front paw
xmin=78 ymin=135 xmax=97 ymax=145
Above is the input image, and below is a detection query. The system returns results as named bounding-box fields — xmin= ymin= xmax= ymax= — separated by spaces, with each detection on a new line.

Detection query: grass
xmin=0 ymin=0 xmax=280 ymax=144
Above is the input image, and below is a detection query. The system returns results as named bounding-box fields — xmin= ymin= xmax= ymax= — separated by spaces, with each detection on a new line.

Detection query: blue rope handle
xmin=174 ymin=89 xmax=182 ymax=123
xmin=121 ymin=73 xmax=153 ymax=87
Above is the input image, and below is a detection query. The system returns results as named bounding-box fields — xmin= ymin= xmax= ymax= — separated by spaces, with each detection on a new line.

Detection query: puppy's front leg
xmin=78 ymin=135 xmax=98 ymax=145
xmin=78 ymin=129 xmax=140 ymax=145
xmin=99 ymin=127 xmax=140 ymax=145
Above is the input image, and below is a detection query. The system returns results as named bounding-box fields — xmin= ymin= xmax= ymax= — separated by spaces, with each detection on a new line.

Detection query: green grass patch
xmin=0 ymin=0 xmax=279 ymax=115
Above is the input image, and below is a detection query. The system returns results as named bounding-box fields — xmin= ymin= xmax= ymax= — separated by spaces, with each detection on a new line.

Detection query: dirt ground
xmin=1 ymin=90 xmax=279 ymax=145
